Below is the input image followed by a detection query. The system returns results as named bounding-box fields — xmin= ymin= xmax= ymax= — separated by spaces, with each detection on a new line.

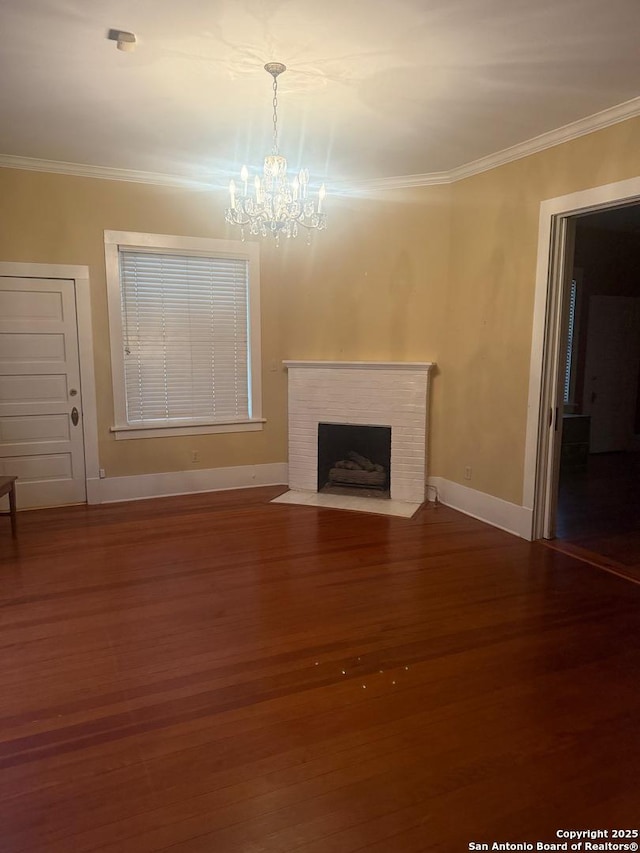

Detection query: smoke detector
xmin=107 ymin=29 xmax=137 ymax=52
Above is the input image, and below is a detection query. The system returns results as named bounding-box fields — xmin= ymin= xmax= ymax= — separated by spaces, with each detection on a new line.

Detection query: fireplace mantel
xmin=284 ymin=360 xmax=435 ymax=504
xmin=284 ymin=360 xmax=435 ymax=371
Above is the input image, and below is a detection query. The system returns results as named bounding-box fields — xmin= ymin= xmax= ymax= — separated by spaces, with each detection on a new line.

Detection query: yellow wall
xmin=0 ymin=171 xmax=449 ymax=478
xmin=1 ymin=116 xmax=639 ymax=502
xmin=439 ymin=117 xmax=640 ymax=504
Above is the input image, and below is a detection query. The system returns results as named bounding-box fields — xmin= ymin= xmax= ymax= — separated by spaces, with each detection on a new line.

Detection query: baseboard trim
xmin=427 ymin=477 xmax=533 ymax=540
xmin=83 ymin=466 xmax=532 ymax=537
xmin=86 ymin=463 xmax=288 ymax=504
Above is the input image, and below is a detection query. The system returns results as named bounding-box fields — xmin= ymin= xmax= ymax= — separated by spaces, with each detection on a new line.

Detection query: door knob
xmin=71 ymin=407 xmax=79 ymax=426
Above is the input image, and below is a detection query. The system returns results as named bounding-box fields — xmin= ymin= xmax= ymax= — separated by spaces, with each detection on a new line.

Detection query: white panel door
xmin=0 ymin=277 xmax=86 ymax=507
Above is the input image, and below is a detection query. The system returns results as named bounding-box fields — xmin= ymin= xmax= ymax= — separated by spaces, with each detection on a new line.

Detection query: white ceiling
xmin=1 ymin=0 xmax=640 ymax=189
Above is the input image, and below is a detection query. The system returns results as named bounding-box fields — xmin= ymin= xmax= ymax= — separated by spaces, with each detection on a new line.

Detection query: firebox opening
xmin=317 ymin=423 xmax=391 ymax=498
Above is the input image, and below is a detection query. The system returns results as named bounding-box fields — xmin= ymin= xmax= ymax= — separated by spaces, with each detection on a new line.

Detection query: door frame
xmin=0 ymin=262 xmax=99 ymax=502
xmin=524 ymin=176 xmax=640 ymax=540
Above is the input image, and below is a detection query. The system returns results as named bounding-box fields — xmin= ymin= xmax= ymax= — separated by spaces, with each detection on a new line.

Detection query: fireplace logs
xmin=328 ymin=451 xmax=387 ymax=489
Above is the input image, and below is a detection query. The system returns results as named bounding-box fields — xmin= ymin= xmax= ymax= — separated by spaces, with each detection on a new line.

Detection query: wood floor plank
xmin=1 ymin=487 xmax=639 ymax=852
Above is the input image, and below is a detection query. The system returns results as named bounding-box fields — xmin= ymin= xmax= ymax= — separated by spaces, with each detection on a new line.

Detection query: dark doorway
xmin=556 ymin=204 xmax=640 ymax=583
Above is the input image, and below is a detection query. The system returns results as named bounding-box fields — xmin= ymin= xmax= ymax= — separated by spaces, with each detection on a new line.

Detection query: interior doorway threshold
xmin=542 ymin=538 xmax=640 ymax=587
xmin=271 ymin=489 xmax=422 ymax=518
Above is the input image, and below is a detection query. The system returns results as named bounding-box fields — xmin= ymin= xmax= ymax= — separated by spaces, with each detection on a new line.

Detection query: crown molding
xmin=0 ymin=154 xmax=214 ymax=190
xmin=349 ymin=96 xmax=640 ymax=192
xmin=1 ymin=96 xmax=639 ymax=193
xmin=340 ymin=171 xmax=451 ymax=193
xmin=447 ymin=95 xmax=640 ymax=183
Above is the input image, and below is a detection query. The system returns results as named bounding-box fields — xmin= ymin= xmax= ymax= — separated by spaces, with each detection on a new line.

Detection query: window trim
xmin=104 ymin=230 xmax=263 ymax=440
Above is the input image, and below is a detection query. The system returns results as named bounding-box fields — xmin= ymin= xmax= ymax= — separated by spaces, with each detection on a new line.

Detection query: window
xmin=105 ymin=231 xmax=262 ymax=439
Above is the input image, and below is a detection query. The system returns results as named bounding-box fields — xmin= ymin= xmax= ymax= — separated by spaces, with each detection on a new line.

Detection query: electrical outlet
xmin=191 ymin=450 xmax=199 ymax=463
xmin=99 ymin=468 xmax=106 ymax=479
xmin=464 ymin=466 xmax=472 ymax=480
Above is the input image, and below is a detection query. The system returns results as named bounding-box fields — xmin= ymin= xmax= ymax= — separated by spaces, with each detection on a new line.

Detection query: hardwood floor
xmin=1 ymin=486 xmax=639 ymax=852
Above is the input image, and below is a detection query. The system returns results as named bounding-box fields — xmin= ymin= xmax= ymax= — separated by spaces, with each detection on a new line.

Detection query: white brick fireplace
xmin=284 ymin=361 xmax=434 ymax=504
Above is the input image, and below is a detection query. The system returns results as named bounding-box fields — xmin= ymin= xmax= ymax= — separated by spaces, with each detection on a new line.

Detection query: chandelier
xmin=225 ymin=62 xmax=327 ymax=244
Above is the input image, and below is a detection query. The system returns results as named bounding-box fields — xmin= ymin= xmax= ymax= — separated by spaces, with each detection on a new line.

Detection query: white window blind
xmin=119 ymin=250 xmax=250 ymax=424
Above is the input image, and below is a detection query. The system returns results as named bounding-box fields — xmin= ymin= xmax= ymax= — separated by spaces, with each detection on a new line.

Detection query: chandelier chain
xmin=272 ymin=76 xmax=279 ymax=155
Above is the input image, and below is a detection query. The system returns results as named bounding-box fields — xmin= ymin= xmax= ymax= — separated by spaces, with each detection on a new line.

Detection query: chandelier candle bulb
xmin=240 ymin=165 xmax=248 ymax=194
xmin=229 ymin=179 xmax=236 ymax=209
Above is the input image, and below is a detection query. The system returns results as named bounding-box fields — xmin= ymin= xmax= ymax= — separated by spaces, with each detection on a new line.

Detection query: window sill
xmin=110 ymin=418 xmax=266 ymax=440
